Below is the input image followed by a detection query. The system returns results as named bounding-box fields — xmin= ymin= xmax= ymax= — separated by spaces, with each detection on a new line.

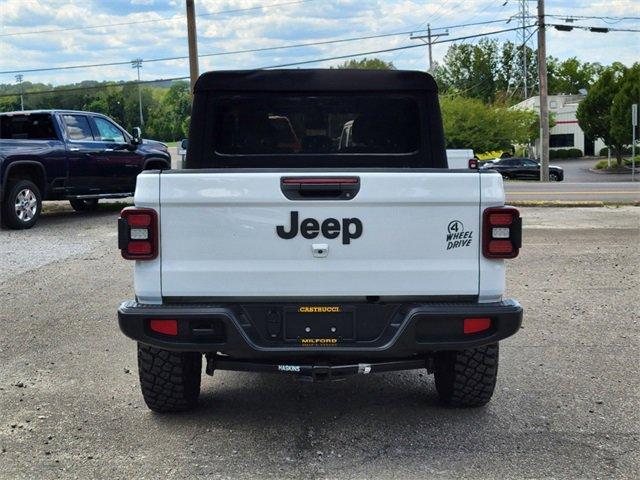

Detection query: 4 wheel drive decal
xmin=276 ymin=211 xmax=363 ymax=245
xmin=446 ymin=220 xmax=473 ymax=250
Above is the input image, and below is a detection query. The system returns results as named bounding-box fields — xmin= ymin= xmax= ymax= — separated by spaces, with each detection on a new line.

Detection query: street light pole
xmin=537 ymin=0 xmax=550 ymax=182
xmin=186 ymin=0 xmax=200 ymax=93
xmin=15 ymin=74 xmax=24 ymax=111
xmin=131 ymin=58 xmax=144 ymax=126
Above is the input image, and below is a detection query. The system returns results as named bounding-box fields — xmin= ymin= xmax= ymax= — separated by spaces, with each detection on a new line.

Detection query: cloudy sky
xmin=0 ymin=0 xmax=638 ymax=86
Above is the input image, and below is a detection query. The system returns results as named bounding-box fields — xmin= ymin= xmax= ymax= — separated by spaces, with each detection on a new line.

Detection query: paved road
xmin=550 ymin=158 xmax=636 ymax=183
xmin=505 ymin=181 xmax=639 ymax=203
xmin=1 ymin=206 xmax=638 ymax=479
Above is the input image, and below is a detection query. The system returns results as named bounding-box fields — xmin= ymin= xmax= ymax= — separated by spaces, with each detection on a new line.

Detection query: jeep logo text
xmin=276 ymin=211 xmax=363 ymax=245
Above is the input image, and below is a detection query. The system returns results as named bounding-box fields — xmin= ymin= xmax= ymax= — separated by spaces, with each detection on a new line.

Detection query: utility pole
xmin=186 ymin=0 xmax=200 ymax=92
xmin=520 ymin=0 xmax=530 ymax=98
xmin=537 ymin=0 xmax=550 ymax=182
xmin=131 ymin=58 xmax=144 ymax=126
xmin=632 ymin=103 xmax=637 ymax=182
xmin=15 ymin=74 xmax=24 ymax=111
xmin=410 ymin=24 xmax=449 ymax=72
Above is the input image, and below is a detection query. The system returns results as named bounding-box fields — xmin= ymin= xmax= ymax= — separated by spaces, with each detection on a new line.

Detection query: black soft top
xmin=194 ymin=69 xmax=438 ymax=93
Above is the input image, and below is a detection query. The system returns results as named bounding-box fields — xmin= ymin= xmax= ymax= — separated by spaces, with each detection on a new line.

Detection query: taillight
xmin=483 ymin=207 xmax=521 ymax=259
xmin=468 ymin=158 xmax=478 ymax=169
xmin=118 ymin=207 xmax=158 ymax=260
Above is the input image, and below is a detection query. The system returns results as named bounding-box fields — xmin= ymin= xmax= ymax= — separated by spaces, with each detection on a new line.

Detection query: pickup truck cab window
xmin=62 ymin=114 xmax=94 ymax=141
xmin=0 ymin=113 xmax=58 ymax=140
xmin=93 ymin=116 xmax=126 ymax=143
xmin=213 ymin=95 xmax=420 ymax=156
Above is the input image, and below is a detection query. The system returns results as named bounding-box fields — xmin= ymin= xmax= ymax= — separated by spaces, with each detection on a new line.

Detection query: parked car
xmin=0 ymin=110 xmax=171 ymax=229
xmin=480 ymin=157 xmax=564 ymax=181
xmin=117 ymin=69 xmax=523 ymax=413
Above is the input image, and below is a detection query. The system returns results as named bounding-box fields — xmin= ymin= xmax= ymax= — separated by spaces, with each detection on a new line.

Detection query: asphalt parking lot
xmin=1 ymin=205 xmax=638 ymax=479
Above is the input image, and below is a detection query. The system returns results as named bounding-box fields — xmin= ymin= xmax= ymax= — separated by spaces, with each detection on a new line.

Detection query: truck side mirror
xmin=131 ymin=127 xmax=142 ymax=145
xmin=180 ymin=139 xmax=188 ymax=151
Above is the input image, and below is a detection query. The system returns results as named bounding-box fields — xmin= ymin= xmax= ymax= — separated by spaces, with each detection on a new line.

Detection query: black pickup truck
xmin=0 ymin=110 xmax=171 ymax=229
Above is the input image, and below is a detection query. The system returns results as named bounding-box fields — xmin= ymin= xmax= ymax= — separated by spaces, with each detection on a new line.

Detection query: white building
xmin=513 ymin=94 xmax=606 ymax=157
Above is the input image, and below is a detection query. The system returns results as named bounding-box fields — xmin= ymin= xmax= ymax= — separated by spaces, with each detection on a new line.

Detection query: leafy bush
xmin=594 ymin=156 xmax=638 ymax=169
xmin=598 ymin=146 xmax=634 ymax=157
xmin=567 ymin=148 xmax=583 ymax=157
xmin=556 ymin=149 xmax=569 ymax=159
xmin=549 ymin=149 xmax=557 ymax=159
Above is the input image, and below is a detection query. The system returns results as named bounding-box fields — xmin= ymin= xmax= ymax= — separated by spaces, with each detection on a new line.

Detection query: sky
xmin=0 ymin=0 xmax=638 ymax=86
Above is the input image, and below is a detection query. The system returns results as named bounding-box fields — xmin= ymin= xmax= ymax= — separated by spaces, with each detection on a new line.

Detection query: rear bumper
xmin=118 ymin=299 xmax=522 ymax=359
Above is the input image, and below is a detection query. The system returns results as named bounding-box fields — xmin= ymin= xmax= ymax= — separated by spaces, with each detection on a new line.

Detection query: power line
xmin=0 ymin=25 xmax=533 ymax=99
xmin=260 ymin=26 xmax=532 ymax=69
xmin=0 ymin=18 xmax=513 ymax=76
xmin=0 ymin=0 xmax=318 ymax=38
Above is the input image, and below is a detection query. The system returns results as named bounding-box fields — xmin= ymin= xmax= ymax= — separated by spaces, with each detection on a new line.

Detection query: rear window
xmin=62 ymin=114 xmax=94 ymax=141
xmin=0 ymin=114 xmax=58 ymax=140
xmin=212 ymin=95 xmax=420 ymax=155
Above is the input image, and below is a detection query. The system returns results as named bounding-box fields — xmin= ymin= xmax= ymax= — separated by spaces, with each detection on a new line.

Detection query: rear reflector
xmin=149 ymin=319 xmax=178 ymax=336
xmin=118 ymin=207 xmax=158 ymax=260
xmin=483 ymin=207 xmax=521 ymax=259
xmin=463 ymin=318 xmax=491 ymax=334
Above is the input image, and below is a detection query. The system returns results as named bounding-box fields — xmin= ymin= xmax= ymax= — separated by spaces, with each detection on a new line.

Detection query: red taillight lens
xmin=127 ymin=214 xmax=151 ymax=227
xmin=468 ymin=158 xmax=478 ymax=169
xmin=118 ymin=207 xmax=158 ymax=260
xmin=149 ymin=319 xmax=178 ymax=336
xmin=463 ymin=317 xmax=491 ymax=334
xmin=127 ymin=241 xmax=152 ymax=255
xmin=488 ymin=240 xmax=514 ymax=254
xmin=483 ymin=207 xmax=521 ymax=259
xmin=488 ymin=213 xmax=513 ymax=226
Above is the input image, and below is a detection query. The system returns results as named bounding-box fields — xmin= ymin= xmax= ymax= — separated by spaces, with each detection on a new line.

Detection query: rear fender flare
xmin=1 ymin=160 xmax=47 ymax=199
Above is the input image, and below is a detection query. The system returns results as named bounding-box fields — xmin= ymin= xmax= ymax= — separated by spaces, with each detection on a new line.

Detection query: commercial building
xmin=513 ymin=94 xmax=606 ymax=157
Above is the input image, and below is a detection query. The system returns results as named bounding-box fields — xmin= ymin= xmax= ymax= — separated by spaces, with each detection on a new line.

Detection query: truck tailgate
xmin=159 ymin=171 xmax=481 ymax=298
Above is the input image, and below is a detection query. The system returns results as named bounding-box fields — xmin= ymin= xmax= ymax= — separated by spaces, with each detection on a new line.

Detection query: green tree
xmin=576 ymin=63 xmax=628 ymax=165
xmin=440 ymin=95 xmax=539 ymax=152
xmin=145 ymin=81 xmax=191 ymax=141
xmin=610 ymin=64 xmax=640 ymax=159
xmin=334 ymin=57 xmax=395 ymax=70
xmin=434 ymin=39 xmax=499 ymax=102
xmin=547 ymin=57 xmax=603 ymax=94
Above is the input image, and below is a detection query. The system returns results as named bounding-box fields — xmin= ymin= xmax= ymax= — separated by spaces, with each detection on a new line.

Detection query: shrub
xmin=556 ymin=149 xmax=569 ymax=159
xmin=567 ymin=148 xmax=583 ymax=158
xmin=549 ymin=149 xmax=558 ymax=159
xmin=594 ymin=160 xmax=607 ymax=169
xmin=598 ymin=146 xmax=635 ymax=156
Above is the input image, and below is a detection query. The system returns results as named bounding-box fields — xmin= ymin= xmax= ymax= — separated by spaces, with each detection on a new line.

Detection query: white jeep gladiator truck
xmin=117 ymin=69 xmax=523 ymax=413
